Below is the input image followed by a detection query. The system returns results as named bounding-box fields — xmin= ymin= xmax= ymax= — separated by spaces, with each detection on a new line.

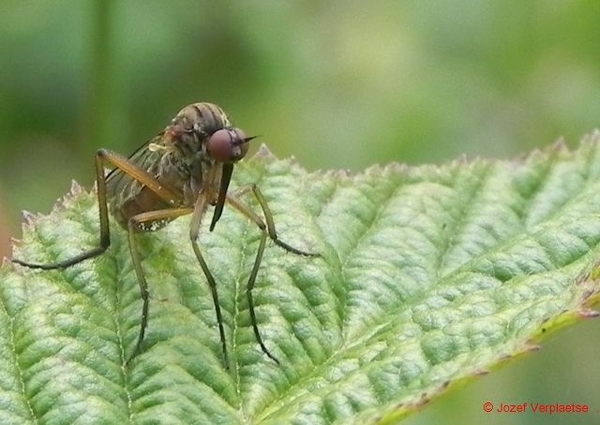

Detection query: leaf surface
xmin=3 ymin=139 xmax=600 ymax=424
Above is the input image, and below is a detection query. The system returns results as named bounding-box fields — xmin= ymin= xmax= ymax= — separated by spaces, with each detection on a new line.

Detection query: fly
xmin=13 ymin=102 xmax=318 ymax=367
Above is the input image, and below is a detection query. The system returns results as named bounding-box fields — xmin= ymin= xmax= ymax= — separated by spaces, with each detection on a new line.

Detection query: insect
xmin=13 ymin=102 xmax=317 ymax=367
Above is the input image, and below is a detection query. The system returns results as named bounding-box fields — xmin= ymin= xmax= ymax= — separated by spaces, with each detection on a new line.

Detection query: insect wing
xmin=105 ymin=134 xmax=165 ymax=201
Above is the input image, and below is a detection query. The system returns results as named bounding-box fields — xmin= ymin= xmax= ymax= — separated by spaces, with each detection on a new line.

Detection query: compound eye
xmin=207 ymin=128 xmax=250 ymax=162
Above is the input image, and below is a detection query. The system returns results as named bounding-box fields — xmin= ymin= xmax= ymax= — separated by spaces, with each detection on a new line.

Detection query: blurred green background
xmin=1 ymin=1 xmax=599 ymax=424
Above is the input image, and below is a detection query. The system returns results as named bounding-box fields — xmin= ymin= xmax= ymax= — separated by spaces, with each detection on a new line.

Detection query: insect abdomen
xmin=113 ymin=186 xmax=174 ymax=231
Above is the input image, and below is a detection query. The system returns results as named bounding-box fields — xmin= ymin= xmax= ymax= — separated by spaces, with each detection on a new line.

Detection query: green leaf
xmin=3 ymin=139 xmax=600 ymax=424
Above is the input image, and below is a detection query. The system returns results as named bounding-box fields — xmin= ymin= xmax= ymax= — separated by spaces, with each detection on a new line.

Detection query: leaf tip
xmin=254 ymin=144 xmax=277 ymax=160
xmin=21 ymin=210 xmax=35 ymax=224
xmin=551 ymin=137 xmax=568 ymax=152
xmin=69 ymin=180 xmax=85 ymax=195
xmin=578 ymin=309 xmax=599 ymax=319
xmin=580 ymin=129 xmax=600 ymax=145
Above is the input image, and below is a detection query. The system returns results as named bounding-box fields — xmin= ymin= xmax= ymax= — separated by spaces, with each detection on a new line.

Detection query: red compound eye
xmin=207 ymin=128 xmax=250 ymax=162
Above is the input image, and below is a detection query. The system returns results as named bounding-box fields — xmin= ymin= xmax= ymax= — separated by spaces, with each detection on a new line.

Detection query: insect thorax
xmin=108 ymin=102 xmax=232 ymax=232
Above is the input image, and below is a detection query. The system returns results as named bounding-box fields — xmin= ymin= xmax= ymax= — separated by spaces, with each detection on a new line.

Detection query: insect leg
xmin=189 ymin=193 xmax=230 ymax=368
xmin=246 ymin=230 xmax=276 ymax=363
xmin=224 ymin=185 xmax=319 ymax=364
xmin=12 ymin=151 xmax=114 ymax=269
xmin=98 ymin=149 xmax=182 ymax=204
xmin=124 ymin=207 xmax=193 ymax=364
xmin=12 ymin=149 xmax=182 ymax=270
xmin=227 ymin=184 xmax=319 ymax=257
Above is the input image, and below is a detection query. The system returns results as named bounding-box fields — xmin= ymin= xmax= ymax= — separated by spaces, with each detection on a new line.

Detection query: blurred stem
xmin=83 ymin=0 xmax=120 ymax=154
